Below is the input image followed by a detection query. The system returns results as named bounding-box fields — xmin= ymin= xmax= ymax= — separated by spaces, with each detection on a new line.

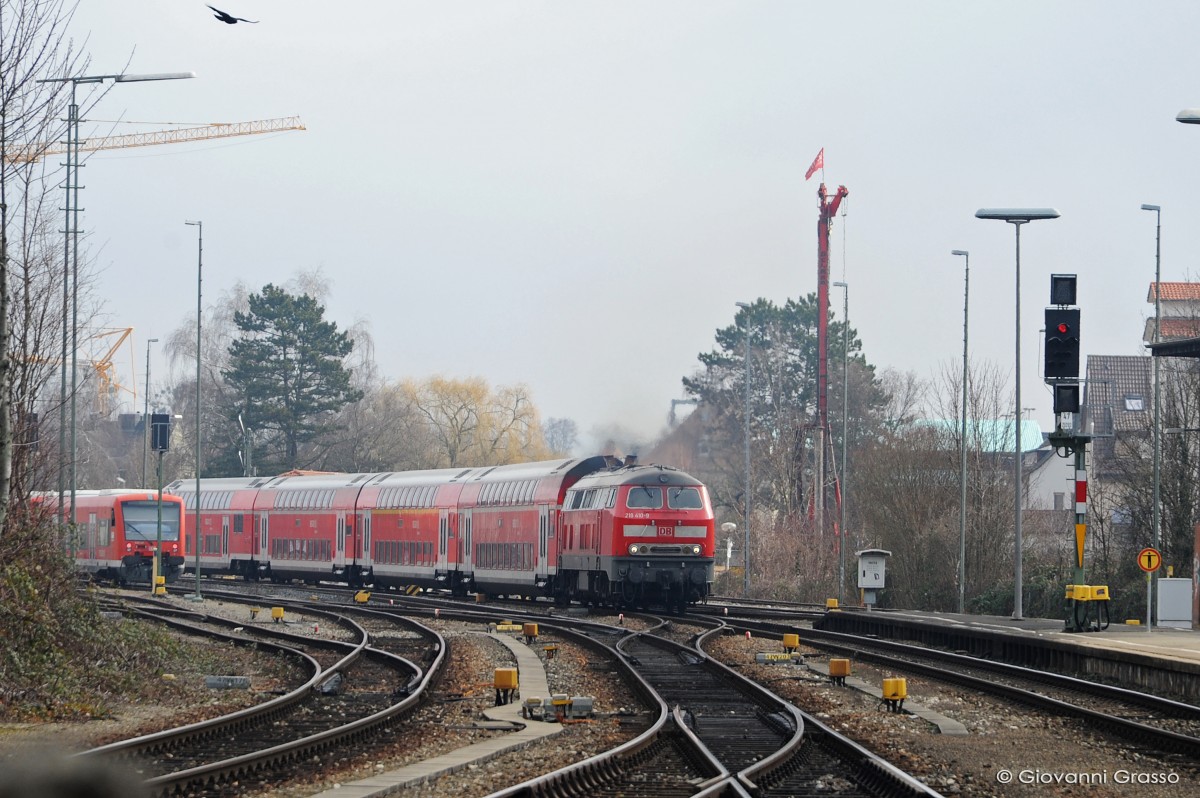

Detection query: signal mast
xmin=814 ymin=180 xmax=848 ymax=560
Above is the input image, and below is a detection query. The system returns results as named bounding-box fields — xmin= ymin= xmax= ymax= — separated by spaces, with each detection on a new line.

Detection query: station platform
xmin=314 ymin=631 xmax=561 ymax=798
xmin=815 ymin=608 xmax=1200 ymax=703
xmin=882 ymin=608 xmax=1200 ymax=666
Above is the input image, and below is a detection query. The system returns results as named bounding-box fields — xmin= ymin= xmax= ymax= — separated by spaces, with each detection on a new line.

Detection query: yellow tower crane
xmin=90 ymin=328 xmax=136 ymax=414
xmin=4 ymin=115 xmax=305 ymax=164
xmin=6 ymin=116 xmax=304 ymax=412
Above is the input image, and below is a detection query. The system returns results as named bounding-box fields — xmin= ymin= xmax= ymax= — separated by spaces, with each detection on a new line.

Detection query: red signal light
xmin=1056 ymin=322 xmax=1069 ymax=334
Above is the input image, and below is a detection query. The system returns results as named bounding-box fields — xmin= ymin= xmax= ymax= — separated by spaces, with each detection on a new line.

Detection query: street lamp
xmin=185 ymin=219 xmax=203 ymax=601
xmin=975 ymin=208 xmax=1061 ymax=620
xmin=1142 ymin=203 xmax=1162 ymax=625
xmin=951 ymin=250 xmax=970 ymax=614
xmin=832 ymin=281 xmax=849 ymax=605
xmin=142 ymin=337 xmax=159 ymax=486
xmin=735 ymin=300 xmax=752 ymax=596
xmin=36 ymin=71 xmax=194 ymax=523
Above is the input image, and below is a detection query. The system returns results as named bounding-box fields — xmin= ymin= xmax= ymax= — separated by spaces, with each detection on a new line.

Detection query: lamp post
xmin=832 ymin=281 xmax=849 ymax=605
xmin=185 ymin=220 xmax=203 ymax=601
xmin=1141 ymin=203 xmax=1162 ymax=626
xmin=951 ymin=250 xmax=970 ymax=614
xmin=975 ymin=208 xmax=1060 ymax=620
xmin=735 ymin=301 xmax=752 ymax=596
xmin=36 ymin=71 xmax=194 ymax=524
xmin=142 ymin=337 xmax=159 ymax=487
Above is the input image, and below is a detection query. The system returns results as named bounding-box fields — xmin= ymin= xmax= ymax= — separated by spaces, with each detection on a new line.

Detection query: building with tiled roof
xmin=916 ymin=418 xmax=1073 ymax=511
xmin=1082 ymin=354 xmax=1151 ymax=478
xmin=1144 ymin=282 xmax=1200 ymax=343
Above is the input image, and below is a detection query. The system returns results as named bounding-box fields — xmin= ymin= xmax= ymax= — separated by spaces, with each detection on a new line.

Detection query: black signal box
xmin=150 ymin=413 xmax=172 ymax=452
xmin=1045 ymin=308 xmax=1081 ymax=381
xmin=1054 ymin=383 xmax=1080 ymax=414
xmin=1050 ymin=274 xmax=1077 ymax=306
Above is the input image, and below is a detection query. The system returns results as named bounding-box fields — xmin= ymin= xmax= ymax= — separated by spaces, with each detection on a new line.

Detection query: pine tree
xmin=224 ymin=285 xmax=364 ymax=472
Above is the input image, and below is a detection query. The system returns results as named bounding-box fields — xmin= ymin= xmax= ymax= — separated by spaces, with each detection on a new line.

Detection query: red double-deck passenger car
xmin=166 ymin=455 xmax=715 ymax=610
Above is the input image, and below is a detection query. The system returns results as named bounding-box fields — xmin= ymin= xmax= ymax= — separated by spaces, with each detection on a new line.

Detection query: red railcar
xmin=37 ymin=490 xmax=188 ymax=584
xmin=167 ymin=456 xmax=715 ymax=609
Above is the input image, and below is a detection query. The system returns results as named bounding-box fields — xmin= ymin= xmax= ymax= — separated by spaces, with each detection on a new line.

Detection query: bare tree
xmin=544 ymin=417 xmax=578 ymax=457
xmin=2 ymin=0 xmax=87 ymax=528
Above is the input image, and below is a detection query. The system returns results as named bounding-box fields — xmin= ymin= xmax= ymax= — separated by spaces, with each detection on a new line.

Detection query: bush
xmin=0 ymin=504 xmax=185 ymax=720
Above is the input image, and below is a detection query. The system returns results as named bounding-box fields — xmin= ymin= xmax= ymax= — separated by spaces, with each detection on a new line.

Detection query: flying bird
xmin=207 ymin=5 xmax=258 ymax=24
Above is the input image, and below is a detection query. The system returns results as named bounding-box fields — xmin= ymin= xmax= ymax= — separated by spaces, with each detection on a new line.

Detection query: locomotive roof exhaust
xmin=624 ymin=454 xmax=638 ymax=467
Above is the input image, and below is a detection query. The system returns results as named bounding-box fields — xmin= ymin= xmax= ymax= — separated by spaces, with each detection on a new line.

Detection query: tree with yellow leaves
xmin=400 ymin=376 xmax=552 ymax=467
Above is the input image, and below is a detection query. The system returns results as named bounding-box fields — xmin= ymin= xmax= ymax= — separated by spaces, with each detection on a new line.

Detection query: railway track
xmin=431 ymin=607 xmax=942 ymax=798
xmin=106 ymin=587 xmax=941 ymax=795
xmin=81 ymin=593 xmax=444 ymax=797
xmin=710 ymin=614 xmax=1200 ymax=762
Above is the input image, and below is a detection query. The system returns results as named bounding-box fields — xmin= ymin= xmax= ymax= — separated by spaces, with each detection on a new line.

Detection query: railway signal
xmin=1044 ymin=307 xmax=1081 ymax=381
xmin=150 ymin=413 xmax=173 ymax=595
xmin=1042 ymin=275 xmax=1103 ymax=633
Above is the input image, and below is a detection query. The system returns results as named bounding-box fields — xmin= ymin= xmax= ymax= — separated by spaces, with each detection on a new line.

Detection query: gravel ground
xmin=6 ymin=602 xmax=1198 ymax=798
xmin=0 ymin=596 xmax=645 ymax=798
xmin=704 ymin=632 xmax=1199 ymax=798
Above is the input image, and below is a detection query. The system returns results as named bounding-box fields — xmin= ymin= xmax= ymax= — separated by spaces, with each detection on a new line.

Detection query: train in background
xmin=165 ymin=455 xmax=715 ymax=611
xmin=35 ymin=490 xmax=188 ymax=584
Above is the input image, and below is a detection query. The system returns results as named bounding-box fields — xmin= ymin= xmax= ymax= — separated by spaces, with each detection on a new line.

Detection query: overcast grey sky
xmin=61 ymin=1 xmax=1200 ymax=451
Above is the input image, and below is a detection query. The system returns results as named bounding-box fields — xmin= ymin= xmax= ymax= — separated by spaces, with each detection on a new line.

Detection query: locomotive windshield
xmin=667 ymin=487 xmax=703 ymax=509
xmin=121 ymin=500 xmax=182 ymax=541
xmin=625 ymin=486 xmax=663 ymax=509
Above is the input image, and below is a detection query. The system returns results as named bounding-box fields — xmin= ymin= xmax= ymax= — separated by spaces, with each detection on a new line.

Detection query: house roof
xmin=916 ymin=419 xmax=1045 ymax=454
xmin=1148 ymin=282 xmax=1200 ymax=302
xmin=1142 ymin=317 xmax=1200 ymax=344
xmin=1083 ymin=355 xmax=1150 ymax=437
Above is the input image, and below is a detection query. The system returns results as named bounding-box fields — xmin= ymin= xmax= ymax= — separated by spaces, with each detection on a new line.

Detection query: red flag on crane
xmin=805 ymin=148 xmax=824 ymax=181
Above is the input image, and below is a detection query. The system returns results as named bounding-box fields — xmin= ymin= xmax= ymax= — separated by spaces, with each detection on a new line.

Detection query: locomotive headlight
xmin=628 ymin=544 xmax=640 ymax=555
xmin=691 ymin=545 xmax=701 ymax=555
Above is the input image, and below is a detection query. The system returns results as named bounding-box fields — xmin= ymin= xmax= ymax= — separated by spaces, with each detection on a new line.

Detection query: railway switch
xmin=522 ymin=696 xmax=546 ymax=721
xmin=354 ymin=590 xmax=371 ymax=604
xmin=550 ymin=693 xmax=571 ymax=721
xmin=271 ymin=607 xmax=285 ymax=623
xmin=567 ymin=696 xmax=595 ymax=719
xmin=522 ymin=623 xmax=539 ymax=644
xmin=782 ymin=633 xmax=800 ymax=653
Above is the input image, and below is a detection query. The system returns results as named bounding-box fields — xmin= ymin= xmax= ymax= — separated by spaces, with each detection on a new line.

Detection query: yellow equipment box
xmin=882 ymin=677 xmax=907 ymax=700
xmin=493 ymin=668 xmax=519 ymax=690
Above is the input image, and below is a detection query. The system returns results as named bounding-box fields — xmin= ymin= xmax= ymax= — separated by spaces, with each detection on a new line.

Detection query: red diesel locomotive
xmin=36 ymin=490 xmax=188 ymax=584
xmin=165 ymin=455 xmax=715 ymax=610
